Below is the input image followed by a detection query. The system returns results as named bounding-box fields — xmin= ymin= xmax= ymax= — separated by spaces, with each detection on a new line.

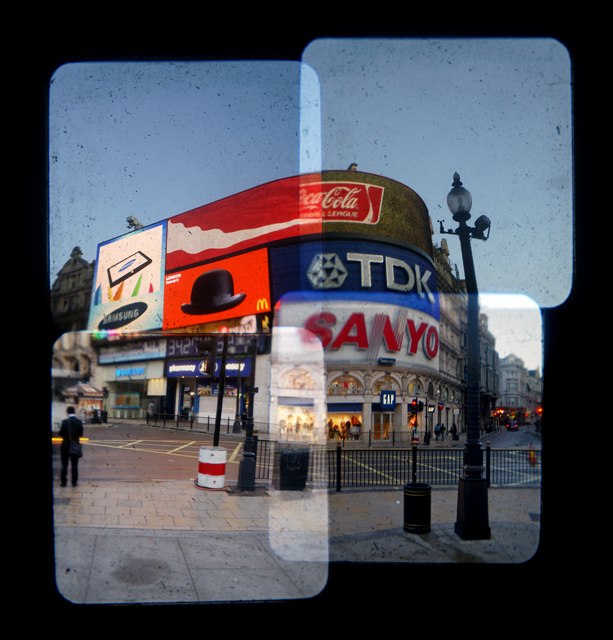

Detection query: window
xmin=372 ymin=375 xmax=400 ymax=395
xmin=329 ymin=375 xmax=363 ymax=395
xmin=408 ymin=379 xmax=423 ymax=396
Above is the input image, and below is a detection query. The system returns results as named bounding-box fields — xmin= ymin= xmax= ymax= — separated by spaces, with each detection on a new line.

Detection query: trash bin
xmin=403 ymin=482 xmax=431 ymax=534
xmin=272 ymin=443 xmax=310 ymax=490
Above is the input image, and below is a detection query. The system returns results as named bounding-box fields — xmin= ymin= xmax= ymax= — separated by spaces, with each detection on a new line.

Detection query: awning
xmin=61 ymin=381 xmax=104 ymax=399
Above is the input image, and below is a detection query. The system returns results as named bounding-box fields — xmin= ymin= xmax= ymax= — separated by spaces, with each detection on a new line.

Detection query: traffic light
xmin=197 ymin=335 xmax=219 ymax=375
xmin=411 ymin=399 xmax=424 ymax=413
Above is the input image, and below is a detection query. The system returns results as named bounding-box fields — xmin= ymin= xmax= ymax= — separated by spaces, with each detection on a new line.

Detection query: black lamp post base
xmin=455 ymin=476 xmax=491 ymax=540
xmin=237 ymin=457 xmax=256 ymax=491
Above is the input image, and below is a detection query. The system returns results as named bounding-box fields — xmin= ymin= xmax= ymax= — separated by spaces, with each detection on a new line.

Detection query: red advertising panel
xmin=166 ymin=175 xmax=324 ymax=271
xmin=163 ymin=248 xmax=271 ymax=329
xmin=165 ymin=174 xmax=387 ymax=272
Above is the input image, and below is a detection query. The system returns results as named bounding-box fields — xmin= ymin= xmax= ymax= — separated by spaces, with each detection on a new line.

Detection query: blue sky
xmin=48 ymin=37 xmax=571 ymax=370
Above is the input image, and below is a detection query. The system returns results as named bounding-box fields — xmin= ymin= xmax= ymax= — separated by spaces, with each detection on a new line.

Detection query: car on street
xmin=506 ymin=421 xmax=518 ymax=431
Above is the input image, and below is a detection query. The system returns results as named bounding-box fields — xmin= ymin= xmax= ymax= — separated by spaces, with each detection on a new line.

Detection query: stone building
xmin=479 ymin=313 xmax=499 ymax=431
xmin=432 ymin=238 xmax=469 ymax=433
xmin=50 ymin=246 xmax=95 ymax=331
xmin=498 ymin=354 xmax=541 ymax=425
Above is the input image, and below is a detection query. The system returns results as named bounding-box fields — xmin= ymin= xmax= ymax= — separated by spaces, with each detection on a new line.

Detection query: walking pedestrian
xmin=450 ymin=423 xmax=458 ymax=440
xmin=59 ymin=406 xmax=84 ymax=487
xmin=440 ymin=424 xmax=446 ymax=441
xmin=434 ymin=423 xmax=440 ymax=440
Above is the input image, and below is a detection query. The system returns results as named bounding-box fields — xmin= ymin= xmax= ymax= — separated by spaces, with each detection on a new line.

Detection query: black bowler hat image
xmin=181 ymin=269 xmax=246 ymax=315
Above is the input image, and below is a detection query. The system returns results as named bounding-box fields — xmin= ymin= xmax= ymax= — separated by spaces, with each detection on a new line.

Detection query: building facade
xmin=50 ymin=246 xmax=95 ymax=332
xmin=498 ymin=354 xmax=541 ymax=425
xmin=51 ymin=168 xmax=500 ymax=443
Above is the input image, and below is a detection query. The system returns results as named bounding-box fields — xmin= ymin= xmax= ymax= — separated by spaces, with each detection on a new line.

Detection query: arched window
xmin=329 ymin=374 xmax=363 ymax=395
xmin=279 ymin=368 xmax=318 ymax=390
xmin=409 ymin=379 xmax=423 ymax=396
xmin=372 ymin=375 xmax=400 ymax=394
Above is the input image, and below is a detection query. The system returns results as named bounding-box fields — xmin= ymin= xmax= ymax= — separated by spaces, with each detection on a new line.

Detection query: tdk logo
xmin=306 ymin=251 xmax=435 ymax=303
xmin=307 ymin=253 xmax=348 ymax=289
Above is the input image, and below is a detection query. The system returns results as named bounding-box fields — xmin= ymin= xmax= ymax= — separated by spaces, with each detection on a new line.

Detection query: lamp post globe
xmin=447 ymin=172 xmax=472 ymax=219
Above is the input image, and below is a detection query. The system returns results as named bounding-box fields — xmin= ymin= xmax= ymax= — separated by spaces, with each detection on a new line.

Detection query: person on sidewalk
xmin=440 ymin=424 xmax=446 ymax=441
xmin=59 ymin=406 xmax=84 ymax=487
xmin=450 ymin=423 xmax=458 ymax=441
xmin=434 ymin=424 xmax=440 ymax=440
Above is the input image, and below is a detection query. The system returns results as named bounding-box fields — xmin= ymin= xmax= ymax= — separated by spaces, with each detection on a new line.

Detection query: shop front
xmin=269 ymin=327 xmax=326 ymax=444
xmin=326 ymin=403 xmax=363 ymax=441
xmin=325 ymin=372 xmax=424 ymax=445
xmin=103 ymin=360 xmax=166 ymax=419
xmin=61 ymin=381 xmax=105 ymax=423
xmin=97 ymin=338 xmax=167 ymax=419
xmin=166 ymin=355 xmax=253 ymax=425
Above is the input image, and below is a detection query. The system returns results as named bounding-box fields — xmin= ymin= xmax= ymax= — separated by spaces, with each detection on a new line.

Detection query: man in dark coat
xmin=59 ymin=406 xmax=84 ymax=487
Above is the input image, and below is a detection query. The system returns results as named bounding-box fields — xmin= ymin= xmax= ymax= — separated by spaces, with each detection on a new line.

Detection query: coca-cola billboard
xmin=299 ymin=181 xmax=384 ymax=225
xmin=165 ymin=170 xmax=431 ymax=272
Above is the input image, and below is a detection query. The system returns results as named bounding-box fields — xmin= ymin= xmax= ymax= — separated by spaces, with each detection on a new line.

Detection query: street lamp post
xmin=237 ymin=336 xmax=258 ymax=491
xmin=440 ymin=172 xmax=491 ymax=540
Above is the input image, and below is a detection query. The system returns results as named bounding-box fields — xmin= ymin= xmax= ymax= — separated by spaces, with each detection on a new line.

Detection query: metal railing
xmin=254 ymin=441 xmax=542 ymax=489
xmin=145 ymin=411 xmax=271 ymax=436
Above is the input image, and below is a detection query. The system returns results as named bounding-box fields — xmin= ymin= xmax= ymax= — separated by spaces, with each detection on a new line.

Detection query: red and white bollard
xmin=195 ymin=447 xmax=227 ymax=490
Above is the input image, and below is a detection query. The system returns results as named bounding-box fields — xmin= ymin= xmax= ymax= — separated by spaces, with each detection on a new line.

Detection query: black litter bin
xmin=272 ymin=443 xmax=310 ymax=490
xmin=403 ymin=482 xmax=431 ymax=533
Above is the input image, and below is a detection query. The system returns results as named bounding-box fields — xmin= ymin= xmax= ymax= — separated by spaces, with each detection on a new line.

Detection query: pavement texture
xmin=52 ymin=477 xmax=542 ymax=606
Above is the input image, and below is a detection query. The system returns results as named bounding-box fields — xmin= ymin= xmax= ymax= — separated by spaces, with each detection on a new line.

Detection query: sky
xmin=48 ymin=37 xmax=572 ymax=371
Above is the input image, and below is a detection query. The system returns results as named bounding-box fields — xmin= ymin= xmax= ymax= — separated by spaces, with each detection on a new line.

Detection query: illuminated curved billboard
xmin=88 ymin=170 xmax=434 ymax=337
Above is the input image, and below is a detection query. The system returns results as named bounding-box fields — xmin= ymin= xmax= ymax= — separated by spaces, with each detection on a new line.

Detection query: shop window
xmin=327 ymin=412 xmax=363 ymax=440
xmin=329 ymin=375 xmax=363 ymax=395
xmin=277 ymin=404 xmax=316 ymax=441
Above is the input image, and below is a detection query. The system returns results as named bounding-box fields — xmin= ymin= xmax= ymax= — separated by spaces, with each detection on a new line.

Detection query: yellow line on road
xmin=118 ymin=439 xmax=144 ymax=448
xmin=341 ymin=452 xmax=401 ymax=483
xmin=166 ymin=441 xmax=198 ymax=454
xmin=78 ymin=439 xmax=245 ymax=464
xmin=227 ymin=442 xmax=243 ymax=463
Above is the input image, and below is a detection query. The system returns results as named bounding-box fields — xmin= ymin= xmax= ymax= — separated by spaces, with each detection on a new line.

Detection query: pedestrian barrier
xmin=195 ymin=446 xmax=227 ymax=490
xmin=254 ymin=441 xmax=542 ymax=489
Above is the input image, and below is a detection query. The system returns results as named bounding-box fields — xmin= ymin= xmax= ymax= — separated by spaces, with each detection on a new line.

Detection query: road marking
xmin=118 ymin=439 xmax=144 ymax=448
xmin=82 ymin=439 xmax=242 ymax=464
xmin=339 ymin=452 xmax=400 ymax=484
xmin=227 ymin=442 xmax=243 ymax=463
xmin=166 ymin=441 xmax=198 ymax=454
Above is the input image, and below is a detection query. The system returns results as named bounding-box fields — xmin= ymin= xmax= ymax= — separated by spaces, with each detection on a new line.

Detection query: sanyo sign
xmin=276 ymin=299 xmax=439 ymax=370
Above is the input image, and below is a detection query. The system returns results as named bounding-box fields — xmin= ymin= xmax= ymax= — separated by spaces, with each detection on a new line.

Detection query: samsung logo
xmin=98 ymin=302 xmax=148 ymax=330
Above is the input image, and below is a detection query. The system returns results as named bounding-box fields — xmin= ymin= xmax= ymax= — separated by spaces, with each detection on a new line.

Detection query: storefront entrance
xmin=372 ymin=411 xmax=394 ymax=442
